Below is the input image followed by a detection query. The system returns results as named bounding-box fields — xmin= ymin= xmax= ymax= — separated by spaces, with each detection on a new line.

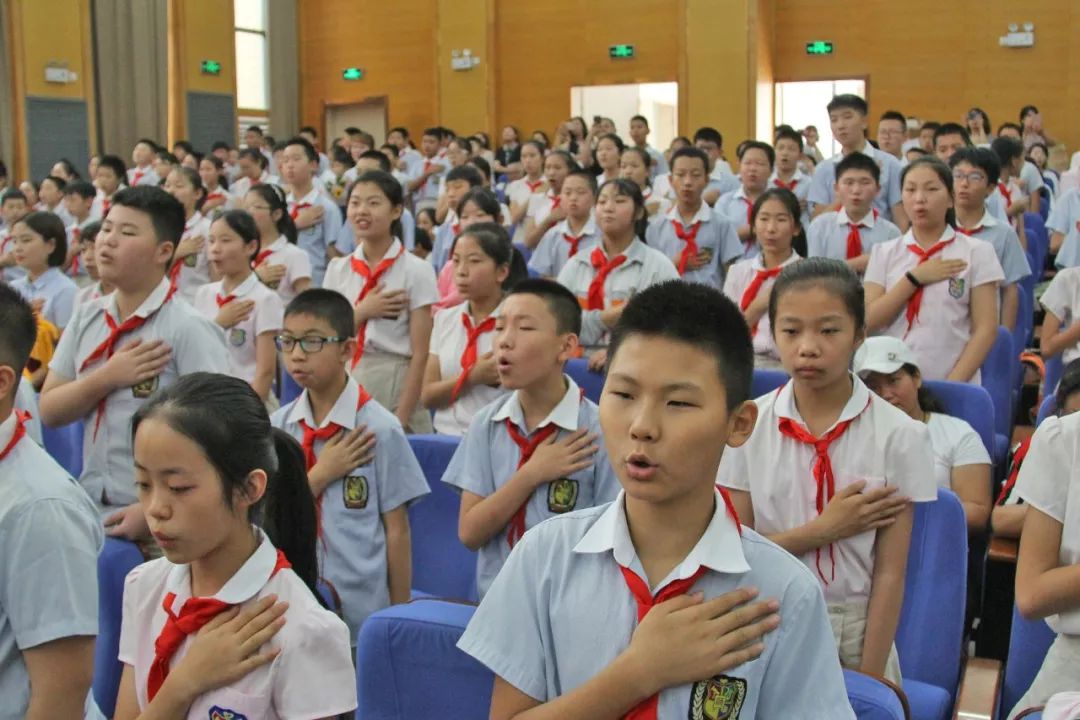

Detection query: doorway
xmin=569 ymin=82 xmax=678 ymax=151
xmin=774 ymin=79 xmax=866 ymax=156
xmin=324 ymin=97 xmax=389 ymax=149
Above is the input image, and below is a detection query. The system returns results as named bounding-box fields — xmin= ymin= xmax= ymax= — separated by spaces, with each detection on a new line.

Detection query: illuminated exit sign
xmin=609 ymin=44 xmax=635 ymax=59
xmin=805 ymin=41 xmax=834 ymax=55
xmin=200 ymin=59 xmax=222 ymax=75
xmin=342 ymin=67 xmax=365 ymax=81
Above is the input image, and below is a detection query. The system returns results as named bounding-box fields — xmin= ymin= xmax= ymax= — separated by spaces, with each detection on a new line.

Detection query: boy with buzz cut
xmin=459 ymin=280 xmax=854 ymax=719
xmin=272 ymin=288 xmax=429 ymax=644
xmin=0 ymin=283 xmax=104 ymax=720
xmin=444 ymin=279 xmax=621 ymax=599
xmin=40 ymin=186 xmax=229 ymax=541
xmin=430 ymin=164 xmax=485 ymax=272
xmin=807 ymin=152 xmax=901 ymax=273
xmin=407 ymin=127 xmax=452 ymax=211
xmin=128 ymin=138 xmax=160 ymax=187
xmin=282 ymin=136 xmax=342 ymax=287
xmin=771 ymin=126 xmax=811 ymax=226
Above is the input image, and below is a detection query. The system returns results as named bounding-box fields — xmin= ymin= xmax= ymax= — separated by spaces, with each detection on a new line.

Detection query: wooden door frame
xmin=321 ymin=95 xmax=390 ymax=146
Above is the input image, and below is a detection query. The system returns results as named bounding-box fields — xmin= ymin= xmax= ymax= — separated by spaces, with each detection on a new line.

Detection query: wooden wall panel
xmin=435 ymin=0 xmax=493 ymax=136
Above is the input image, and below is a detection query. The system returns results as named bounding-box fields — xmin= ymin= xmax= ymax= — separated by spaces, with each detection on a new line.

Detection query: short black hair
xmin=445 ymin=164 xmax=484 ymax=188
xmin=18 ymin=211 xmax=68 ymax=267
xmin=469 ymin=155 xmax=492 ymax=182
xmin=246 ymin=125 xmax=264 ymax=136
xmin=737 ymin=140 xmax=775 ymax=168
xmin=997 ymin=122 xmax=1023 ymax=137
xmin=63 ymin=181 xmax=97 ymax=200
xmin=949 ymin=147 xmax=1001 ymax=186
xmin=155 ymin=150 xmax=179 ymax=166
xmin=135 ymin=137 xmax=159 ymax=151
xmin=97 ymin=154 xmax=128 ymax=182
xmin=80 ymin=220 xmax=102 ymax=245
xmin=357 ymin=149 xmax=391 ymax=173
xmin=111 ymin=185 xmax=186 ymax=245
xmin=298 ymin=125 xmax=318 ymax=137
xmin=630 ymin=114 xmax=649 ymax=127
xmin=0 ymin=283 xmax=37 ymax=382
xmin=827 ymin=94 xmax=868 ymax=116
xmin=506 ymin=278 xmax=582 ymax=336
xmin=991 ymin=136 xmax=1025 ymax=165
xmin=920 ymin=121 xmax=942 ymax=134
xmin=284 ymin=288 xmax=355 ymax=340
xmin=564 ymin=169 xmax=599 ymax=196
xmin=609 ymin=280 xmax=752 ymax=410
xmin=285 ymin=136 xmax=318 ymax=162
xmin=835 ymin=152 xmax=881 ymax=184
xmin=0 ymin=188 xmax=27 ymax=206
xmin=422 ymin=126 xmax=441 ymax=140
xmin=774 ymin=127 xmax=804 ymax=151
xmin=172 ymin=140 xmax=194 ymax=155
xmin=238 ymin=148 xmax=267 ymax=168
xmin=413 ymin=227 xmax=433 ymax=252
xmin=692 ymin=127 xmax=723 ymax=147
xmin=211 ymin=141 xmax=232 ymax=152
xmin=670 ymin=146 xmax=710 ymax=174
xmin=934 ymin=122 xmax=971 ymax=147
xmin=879 ymin=110 xmax=906 ymax=126
xmin=1019 ymin=105 xmax=1039 ymax=122
xmin=331 ymin=146 xmax=353 ymax=166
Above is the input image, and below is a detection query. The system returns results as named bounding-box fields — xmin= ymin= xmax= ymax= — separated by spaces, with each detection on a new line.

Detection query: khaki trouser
xmin=351 ymin=349 xmax=433 ymax=434
xmin=828 ymin=602 xmax=903 ymax=686
xmin=1008 ymin=634 xmax=1080 ymax=720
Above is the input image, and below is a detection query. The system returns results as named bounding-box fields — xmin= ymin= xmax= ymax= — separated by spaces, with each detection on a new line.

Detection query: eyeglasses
xmin=952 ymin=171 xmax=987 ymax=185
xmin=274 ymin=334 xmax=345 ymax=353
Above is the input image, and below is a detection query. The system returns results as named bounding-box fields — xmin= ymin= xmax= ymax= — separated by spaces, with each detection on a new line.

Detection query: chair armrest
xmin=954 ymin=657 xmax=1003 ymax=720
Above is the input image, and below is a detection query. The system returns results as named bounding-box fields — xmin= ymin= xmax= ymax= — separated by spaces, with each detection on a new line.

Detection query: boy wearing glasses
xmin=272 ymin=288 xmax=430 ymax=645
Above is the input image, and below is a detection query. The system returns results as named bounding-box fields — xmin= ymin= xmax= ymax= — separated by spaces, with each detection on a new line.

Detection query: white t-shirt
xmin=925 ymin=412 xmax=992 ymax=490
xmin=255 ymin=236 xmax=312 ymax=306
xmin=193 ymin=274 xmax=284 ymax=385
xmin=1040 ymin=267 xmax=1080 ymax=364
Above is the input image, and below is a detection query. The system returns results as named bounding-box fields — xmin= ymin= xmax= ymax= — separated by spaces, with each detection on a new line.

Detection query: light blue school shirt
xmin=807 ymin=143 xmax=903 ymax=220
xmin=958 ymin=212 xmax=1031 ymax=285
xmin=11 ymin=267 xmax=78 ymax=329
xmin=458 ymin=489 xmax=855 ymax=720
xmin=528 ymin=217 xmax=600 ymax=278
xmin=290 ymin=190 xmax=342 ymax=287
xmin=1049 ymin=188 xmax=1080 ymax=269
xmin=806 ymin=209 xmax=901 ymax=261
xmin=646 ymin=204 xmax=742 ymax=286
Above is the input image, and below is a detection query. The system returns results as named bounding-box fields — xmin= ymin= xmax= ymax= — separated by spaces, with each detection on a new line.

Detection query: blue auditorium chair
xmin=999 ymin=605 xmax=1057 ymax=720
xmin=92 ymin=538 xmax=144 ymax=718
xmin=42 ymin=420 xmax=84 ymax=478
xmin=844 ymin=670 xmax=909 ymax=720
xmin=1036 ymin=395 xmax=1056 ymax=426
xmin=279 ymin=369 xmax=303 ymax=405
xmin=923 ymin=380 xmax=995 ymax=457
xmin=981 ymin=327 xmax=1015 ymax=467
xmin=1043 ymin=353 xmax=1064 ymax=398
xmin=564 ymin=357 xmax=605 ymax=403
xmin=751 ymin=368 xmax=788 ymax=398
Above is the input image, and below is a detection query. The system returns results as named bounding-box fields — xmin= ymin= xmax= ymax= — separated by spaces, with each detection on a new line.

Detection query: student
xmin=619 ymin=146 xmax=661 ymax=217
xmin=37 ymin=174 xmax=73 ymax=225
xmin=559 ymin=179 xmax=679 ymax=366
xmin=229 ymin=148 xmax=279 ymax=201
xmin=272 ymin=289 xmax=429 ymax=642
xmin=387 ymin=126 xmax=424 ymax=178
xmin=716 ymin=141 xmax=776 ymax=252
xmin=876 ymin=111 xmax=908 ymax=160
xmin=163 ymin=167 xmax=212 ymax=303
xmin=523 ymin=150 xmax=579 ymax=250
xmin=771 ymin=127 xmax=812 ymax=225
xmin=808 ymin=94 xmax=907 ymax=228
xmin=949 ymin=148 xmax=1032 ymax=330
xmin=493 ymin=125 xmax=522 ymax=176
xmin=646 ymin=147 xmax=742 ymax=288
xmin=991 ymin=136 xmax=1034 ymax=235
xmin=998 ymin=124 xmax=1047 ymax=217
xmin=1048 ymin=187 xmax=1080 ymax=269
xmin=722 ymin=189 xmax=803 ymax=367
xmin=127 ymin=138 xmax=161 ymax=187
xmin=73 ymin=221 xmax=113 ymax=308
xmin=434 ymin=188 xmax=506 ymax=311
xmin=50 ymin=158 xmax=81 ymax=185
xmin=407 ymin=127 xmax=451 ymax=210
xmin=529 ymin=170 xmax=599 ymax=278
xmin=933 ymin=123 xmax=972 ymax=163
xmin=412 ymin=227 xmax=433 ymax=260
xmin=435 ymin=136 xmax=475 ymax=223
xmin=856 ymin=336 xmax=991 ymax=532
xmin=198 ymin=155 xmax=232 ymax=213
xmin=323 ymin=170 xmax=437 ymax=433
xmin=919 ymin=122 xmax=941 ymax=152
xmin=10 ymin=211 xmax=78 ymax=330
xmin=63 ymin=180 xmax=99 ymax=280
xmin=719 ymin=258 xmax=936 ymax=682
xmin=41 ymin=186 xmax=229 ymax=539
xmin=966 ymin=108 xmax=993 ymax=147
xmin=153 ymin=151 xmax=180 ymax=187
xmin=94 ymin=154 xmax=128 ymax=220
xmin=592 ymin=133 xmax=624 ymax=185
xmin=0 ymin=283 xmax=104 ymax=720
xmin=865 ymin=158 xmax=1004 ymax=382
xmin=0 ymin=188 xmax=30 ymax=282
xmin=424 ymin=222 xmax=525 ymax=436
xmin=628 ymin=114 xmax=668 ymax=179
xmin=324 ymin=145 xmax=353 ymax=207
xmin=1039 ymin=254 xmax=1080 ymax=367
xmin=468 ymin=156 xmax=512 ymax=224
xmin=298 ymin=124 xmax=331 ymax=174
xmin=244 ymin=184 xmax=312 ymax=304
xmin=416 ymin=206 xmax=437 ymax=238
xmin=803 ymin=124 xmax=826 ymax=162
xmin=281 ymin=136 xmax=343 ymax=287
xmin=807 ymin=153 xmax=902 ymax=273
xmin=430 ymin=164 xmax=485 ymax=272
xmin=692 ymin=126 xmax=740 ymax=204
xmin=459 ymin=279 xmax=855 ymax=718
xmin=112 ymin=372 xmax=356 ymax=718
xmin=506 ymin=140 xmax=548 ymax=232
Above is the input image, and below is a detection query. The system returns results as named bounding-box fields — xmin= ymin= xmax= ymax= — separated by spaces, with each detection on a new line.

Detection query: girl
xmin=19 ymin=180 xmax=39 ymax=209
xmin=1038 ymin=264 xmax=1080 ymax=368
xmin=619 ymin=146 xmax=661 ymax=217
xmin=493 ymin=125 xmax=521 ymax=176
xmin=51 ymin=158 xmax=80 ymax=183
xmin=435 ymin=188 xmax=503 ymax=310
xmin=592 ymin=133 xmax=624 ymax=185
xmin=72 ymin=221 xmax=112 ymax=308
xmin=856 ymin=336 xmax=991 ymax=532
xmin=722 ymin=189 xmax=803 ymax=368
xmin=528 ymin=170 xmax=599 ymax=279
xmin=1028 ymin=142 xmax=1058 ymax=198
xmin=664 ymin=135 xmax=691 ymax=167
xmin=966 ymin=108 xmax=992 ymax=147
xmin=415 ymin=206 xmax=437 ymax=237
xmin=718 ymin=257 xmax=937 ymax=683
xmin=530 ymin=129 xmax=550 ymax=148
xmin=200 ymin=155 xmax=233 ymax=213
xmin=113 ymin=373 xmax=356 ymax=719
xmin=506 ymin=140 xmax=547 ymax=236
xmin=436 ymin=136 xmax=474 ymax=224
xmin=555 ymin=178 xmax=678 ymax=369
xmin=193 ymin=211 xmax=283 ymax=405
xmin=37 ymin=175 xmax=71 ymax=224
xmin=164 ymin=167 xmax=213 ymax=303
xmin=864 ymin=157 xmax=1004 ymax=383
xmin=10 ymin=211 xmax=78 ymax=331
xmin=522 ymin=150 xmax=578 ymax=249
xmin=244 ymin=185 xmax=312 ymax=305
xmin=323 ymin=170 xmax=438 ymax=433
xmin=423 ymin=222 xmax=526 ymax=436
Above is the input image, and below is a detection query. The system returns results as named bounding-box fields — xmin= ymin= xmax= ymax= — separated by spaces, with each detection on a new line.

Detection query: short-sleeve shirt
xmin=529 ymin=217 xmax=600 ymax=278
xmin=287 ymin=187 xmax=342 ymax=287
xmin=443 ymin=375 xmax=621 ymax=598
xmin=10 ymin=267 xmax=78 ymax=329
xmin=13 ymin=381 xmax=43 ymax=446
xmin=457 ymin=489 xmax=855 ymax=719
xmin=957 ymin=212 xmax=1032 ymax=285
xmin=430 ymin=210 xmax=460 ymax=273
xmin=714 ymin=187 xmax=757 ymax=237
xmin=410 ymin=155 xmax=450 ymax=206
xmin=193 ymin=274 xmax=284 ymax=385
xmin=506 ymin=178 xmax=546 ymax=214
xmin=808 ymin=143 xmax=903 ymax=220
xmin=272 ymin=378 xmax=429 ymax=641
xmin=526 ymin=190 xmax=562 ymax=229
xmin=864 ymin=228 xmax=1005 ymax=382
xmin=717 ymin=376 xmax=937 ymax=603
xmin=1048 ymin=188 xmax=1080 ymax=269
xmin=0 ymin=411 xmax=103 ymax=718
xmin=722 ymin=252 xmax=801 ymax=358
xmin=1016 ymin=411 xmax=1080 ymax=635
xmin=925 ymin=412 xmax=992 ymax=490
xmin=171 ymin=211 xmax=213 ymax=304
xmin=126 ymin=166 xmax=160 ymax=187
xmin=806 ymin=208 xmax=901 ymax=261
xmin=1040 ymin=267 xmax=1080 ymax=364
xmin=230 ymin=173 xmax=282 ymax=203
xmin=73 ymin=281 xmax=110 ymax=311
xmin=255 ymin=235 xmax=312 ymax=305
xmin=118 ymin=529 xmax=357 ymax=718
xmin=335 ymin=208 xmax=417 ymax=255
xmin=769 ymin=169 xmax=812 ymax=226
xmin=430 ymin=301 xmax=508 ymax=437
xmin=646 ymin=203 xmax=743 ymax=287
xmin=48 ymin=277 xmax=230 ymax=507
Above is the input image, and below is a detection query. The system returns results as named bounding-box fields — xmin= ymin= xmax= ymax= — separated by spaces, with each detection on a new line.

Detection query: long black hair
xmin=213 ymin=209 xmax=261 ymax=264
xmin=351 ymin=170 xmax=404 ymax=240
xmin=749 ymin=187 xmax=807 ymax=258
xmin=598 ymin=177 xmax=649 ymax=242
xmin=455 ymin=221 xmax=528 ymax=291
xmin=247 ymin=184 xmax=298 ymax=244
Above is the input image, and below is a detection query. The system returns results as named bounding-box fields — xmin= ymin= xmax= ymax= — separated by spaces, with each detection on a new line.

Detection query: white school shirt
xmin=193 ymin=274 xmax=283 ymax=385
xmin=13 ymin=380 xmax=43 ymax=446
xmin=722 ymin=253 xmax=801 ymax=359
xmin=229 ymin=172 xmax=281 ymax=202
xmin=770 ymin=168 xmax=812 ymax=226
xmin=957 ymin=211 xmax=1031 ymax=285
xmin=37 ymin=202 xmax=74 ymax=227
xmin=335 ymin=208 xmax=417 ymax=255
xmin=172 ymin=211 xmax=213 ymax=304
xmin=202 ymin=187 xmax=235 ymax=211
xmin=65 ymin=217 xmax=95 ymax=280
xmin=11 ymin=267 xmax=78 ymax=329
xmin=646 ymin=203 xmax=743 ymax=287
xmin=528 ymin=216 xmax=600 ymax=278
xmin=49 ymin=277 xmax=229 ymax=507
xmin=864 ymin=228 xmax=1005 ymax=382
xmin=1016 ymin=411 xmax=1080 ymax=635
xmin=73 ymin=280 xmax=110 ymax=310
xmin=808 ymin=143 xmax=903 ymax=220
xmin=641 ymin=143 xmax=669 ymax=179
xmin=1040 ymin=267 xmax=1080 ymax=364
xmin=430 ymin=301 xmax=509 ymax=436
xmin=287 ymin=186 xmax=342 ymax=287
xmin=717 ymin=376 xmax=937 ymax=603
xmin=323 ymin=238 xmax=439 ymax=358
xmin=506 ymin=177 xmax=546 ymax=209
xmin=126 ymin=166 xmax=160 ymax=187
xmin=443 ymin=375 xmax=621 ymax=598
xmin=1048 ymin=188 xmax=1080 ymax=269
xmin=118 ymin=529 xmax=357 ymax=718
xmin=526 ymin=189 xmax=562 ymax=229
xmin=0 ymin=411 xmax=103 ymax=719
xmin=1020 ymin=160 xmax=1046 ymax=198
xmin=806 ymin=207 xmax=901 ymax=262
xmin=255 ymin=235 xmax=312 ymax=305
xmin=271 ymin=378 xmax=430 ymax=642
xmin=410 ymin=155 xmax=450 ymax=206
xmin=710 ymin=161 xmax=742 ymax=195
xmin=458 ymin=489 xmax=855 ymax=719
xmin=714 ymin=186 xmax=757 ymax=237
xmin=556 ymin=239 xmax=679 ymax=349
xmin=925 ymin=412 xmax=991 ymax=490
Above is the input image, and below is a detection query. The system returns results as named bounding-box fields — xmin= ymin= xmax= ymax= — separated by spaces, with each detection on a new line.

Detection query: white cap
xmin=853 ymin=336 xmax=919 ymax=376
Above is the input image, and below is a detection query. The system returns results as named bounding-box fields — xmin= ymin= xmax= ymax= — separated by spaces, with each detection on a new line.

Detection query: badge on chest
xmin=208 ymin=707 xmax=247 ymax=720
xmin=547 ymin=478 xmax=579 ymax=513
xmin=690 ymin=675 xmax=747 ymax=719
xmin=948 ymin=277 xmax=966 ymax=299
xmin=131 ymin=375 xmax=159 ymax=399
xmin=343 ymin=475 xmax=369 ymax=509
xmin=228 ymin=328 xmax=247 ymax=347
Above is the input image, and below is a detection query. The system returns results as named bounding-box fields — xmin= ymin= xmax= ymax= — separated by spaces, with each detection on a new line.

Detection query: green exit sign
xmin=200 ymin=59 xmax=222 ymax=75
xmin=609 ymin=44 xmax=635 ymax=59
xmin=805 ymin=41 xmax=834 ymax=55
xmin=342 ymin=67 xmax=365 ymax=81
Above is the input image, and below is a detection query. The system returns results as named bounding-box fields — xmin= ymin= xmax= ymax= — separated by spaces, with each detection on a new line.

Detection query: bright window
xmin=234 ymin=0 xmax=268 ymax=112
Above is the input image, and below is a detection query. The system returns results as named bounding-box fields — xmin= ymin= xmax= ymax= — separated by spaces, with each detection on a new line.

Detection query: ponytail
xmin=248 ymin=184 xmax=298 ymax=244
xmin=264 ymin=429 xmax=323 ymax=605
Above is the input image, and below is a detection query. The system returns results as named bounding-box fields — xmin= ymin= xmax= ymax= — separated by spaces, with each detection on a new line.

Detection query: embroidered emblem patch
xmin=689 ymin=675 xmax=747 ymax=720
xmin=208 ymin=707 xmax=247 ymax=720
xmin=131 ymin=375 xmax=159 ymax=399
xmin=263 ymin=277 xmax=281 ymax=290
xmin=699 ymin=247 xmax=715 ymax=264
xmin=948 ymin=277 xmax=966 ymax=299
xmin=343 ymin=475 xmax=368 ymax=509
xmin=183 ymin=253 xmax=197 ymax=268
xmin=228 ymin=328 xmax=247 ymax=347
xmin=547 ymin=478 xmax=579 ymax=513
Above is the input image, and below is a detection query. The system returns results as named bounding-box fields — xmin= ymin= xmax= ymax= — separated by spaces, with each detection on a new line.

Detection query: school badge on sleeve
xmin=948 ymin=277 xmax=966 ymax=299
xmin=547 ymin=478 xmax=579 ymax=513
xmin=131 ymin=375 xmax=160 ymax=399
xmin=689 ymin=675 xmax=746 ymax=720
xmin=208 ymin=707 xmax=247 ymax=720
xmin=343 ymin=475 xmax=369 ymax=509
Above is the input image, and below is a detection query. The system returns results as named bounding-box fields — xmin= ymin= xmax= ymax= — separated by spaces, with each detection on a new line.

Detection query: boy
xmin=933 ymin=123 xmax=971 ymax=163
xmin=127 ymin=138 xmax=160 ymax=187
xmin=64 ymin=181 xmax=99 ymax=282
xmin=272 ymin=288 xmax=429 ymax=643
xmin=770 ymin=127 xmax=811 ymax=226
xmin=628 ymin=114 xmax=668 ymax=180
xmin=152 ymin=151 xmax=178 ymax=185
xmin=444 ymin=279 xmax=620 ymax=599
xmin=407 ymin=127 xmax=451 ymax=210
xmin=949 ymin=148 xmax=1032 ymax=329
xmin=0 ymin=283 xmax=103 ymax=719
xmin=919 ymin=121 xmax=941 ymax=152
xmin=528 ymin=169 xmax=599 ymax=278
xmin=298 ymin=124 xmax=331 ymax=174
xmin=94 ymin=155 xmax=127 ymax=219
xmin=387 ymin=126 xmax=424 ymax=177
xmin=282 ymin=136 xmax=343 ymax=286
xmin=40 ymin=186 xmax=229 ymax=540
xmin=244 ymin=124 xmax=276 ymax=174
xmin=646 ymin=147 xmax=742 ymax=287
xmin=715 ymin=141 xmax=776 ymax=250
xmin=333 ymin=150 xmax=417 ymax=255
xmin=458 ymin=280 xmax=854 ymax=718
xmin=693 ymin=126 xmax=740 ymax=203
xmin=73 ymin=221 xmax=111 ymax=307
xmin=876 ymin=111 xmax=907 ymax=160
xmin=430 ymin=164 xmax=485 ymax=271
xmin=807 ymin=153 xmax=902 ymax=273
xmin=808 ymin=94 xmax=906 ymax=229
xmin=0 ymin=188 xmax=29 ymax=282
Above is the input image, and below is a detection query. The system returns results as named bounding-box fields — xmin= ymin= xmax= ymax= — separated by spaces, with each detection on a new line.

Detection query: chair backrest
xmin=406 ymin=435 xmax=477 ymax=601
xmin=981 ymin=326 xmax=1015 ymax=440
xmin=1000 ymin=605 xmax=1057 ymax=718
xmin=751 ymin=369 xmax=788 ymax=398
xmin=1026 ymin=229 xmax=1044 ymax=280
xmin=923 ymin=380 xmax=995 ymax=457
xmin=1044 ymin=353 xmax=1065 ymax=398
xmin=41 ymin=421 xmax=84 ymax=478
xmin=896 ymin=488 xmax=968 ymax=697
xmin=1036 ymin=395 xmax=1057 ymax=427
xmin=356 ymin=599 xmax=493 ymax=719
xmin=843 ymin=670 xmax=908 ymax=720
xmin=1014 ymin=274 xmax=1035 ymax=355
xmin=279 ymin=370 xmax=303 ymax=406
xmin=92 ymin=538 xmax=144 ymax=718
xmin=1024 ymin=211 xmax=1048 ymax=248
xmin=564 ymin=358 xmax=604 ymax=403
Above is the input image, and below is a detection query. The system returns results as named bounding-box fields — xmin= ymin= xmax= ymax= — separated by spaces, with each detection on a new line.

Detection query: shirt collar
xmin=573 ymin=489 xmax=750 ymax=576
xmin=902 ymin=226 xmax=958 ymax=248
xmin=353 ymin=237 xmax=404 ymax=263
xmin=774 ymin=373 xmax=872 ymax=430
xmin=834 ymin=141 xmax=876 ymax=163
xmin=287 ymin=187 xmax=320 ymax=205
xmin=835 ymin=207 xmax=878 ymax=228
xmin=286 ymin=374 xmax=365 ymax=431
xmin=269 ymin=235 xmax=289 ymax=252
xmin=558 ymin=216 xmax=598 ymax=238
xmin=27 ymin=267 xmax=62 ymax=290
xmin=970 ymin=210 xmax=999 ymax=229
xmin=752 ymin=251 xmax=800 ymax=271
xmin=164 ymin=527 xmax=279 ymax=605
xmin=490 ymin=374 xmax=582 ymax=432
xmin=0 ymin=411 xmax=17 ymax=453
xmin=106 ymin=277 xmax=172 ymax=320
xmin=226 ymin=272 xmax=261 ymax=299
xmin=771 ymin=168 xmax=808 ymax=183
xmin=665 ymin=203 xmax=712 ymax=226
